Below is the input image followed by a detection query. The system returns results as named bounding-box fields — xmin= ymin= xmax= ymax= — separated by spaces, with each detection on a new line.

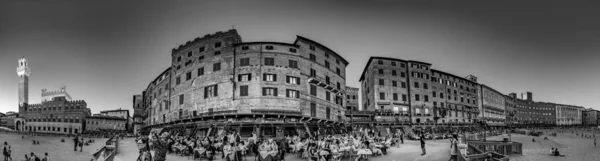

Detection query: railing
xmin=467 ymin=140 xmax=523 ymax=156
xmin=103 ymin=135 xmax=120 ymax=161
xmin=458 ymin=144 xmax=510 ymax=161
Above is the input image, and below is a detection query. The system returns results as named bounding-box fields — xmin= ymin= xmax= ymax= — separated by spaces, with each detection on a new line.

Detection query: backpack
xmin=35 ymin=156 xmax=41 ymax=161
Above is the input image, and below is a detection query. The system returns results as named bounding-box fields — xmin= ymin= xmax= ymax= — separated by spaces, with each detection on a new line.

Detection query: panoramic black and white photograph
xmin=1 ymin=1 xmax=600 ymax=161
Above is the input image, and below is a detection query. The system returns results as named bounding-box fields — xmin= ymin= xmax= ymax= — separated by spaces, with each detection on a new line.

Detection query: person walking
xmin=400 ymin=133 xmax=404 ymax=144
xmin=420 ymin=132 xmax=426 ymax=156
xmin=73 ymin=135 xmax=79 ymax=152
xmin=79 ymin=137 xmax=84 ymax=152
xmin=449 ymin=135 xmax=458 ymax=161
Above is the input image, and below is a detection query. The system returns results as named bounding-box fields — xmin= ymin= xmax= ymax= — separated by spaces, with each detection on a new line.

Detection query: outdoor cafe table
xmin=258 ymin=150 xmax=278 ymax=161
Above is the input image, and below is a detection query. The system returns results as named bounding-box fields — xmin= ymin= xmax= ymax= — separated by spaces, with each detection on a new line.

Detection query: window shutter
xmin=263 ymin=74 xmax=267 ymax=81
xmin=248 ymin=74 xmax=252 ymax=80
xmin=262 ymin=88 xmax=266 ymax=96
xmin=274 ymin=88 xmax=278 ymax=96
xmin=213 ymin=85 xmax=218 ymax=97
xmin=296 ymin=91 xmax=300 ymax=98
xmin=286 ymin=90 xmax=290 ymax=97
xmin=286 ymin=76 xmax=290 ymax=83
xmin=238 ymin=75 xmax=242 ymax=81
xmin=273 ymin=75 xmax=277 ymax=81
xmin=296 ymin=77 xmax=301 ymax=85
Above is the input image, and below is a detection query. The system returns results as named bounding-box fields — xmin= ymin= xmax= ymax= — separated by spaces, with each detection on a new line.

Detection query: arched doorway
xmin=15 ymin=121 xmax=21 ymax=131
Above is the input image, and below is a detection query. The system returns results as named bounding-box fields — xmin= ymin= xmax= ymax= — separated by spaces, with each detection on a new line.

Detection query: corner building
xmin=359 ymin=57 xmax=479 ymax=126
xmin=140 ymin=29 xmax=349 ymax=138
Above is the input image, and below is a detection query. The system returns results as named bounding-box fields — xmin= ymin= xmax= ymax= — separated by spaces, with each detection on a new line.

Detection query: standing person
xmin=594 ymin=139 xmax=597 ymax=147
xmin=420 ymin=132 xmax=426 ymax=156
xmin=29 ymin=153 xmax=39 ymax=161
xmin=79 ymin=137 xmax=84 ymax=152
xmin=400 ymin=133 xmax=404 ymax=144
xmin=3 ymin=142 xmax=11 ymax=161
xmin=73 ymin=135 xmax=79 ymax=152
xmin=41 ymin=153 xmax=49 ymax=161
xmin=449 ymin=135 xmax=458 ymax=161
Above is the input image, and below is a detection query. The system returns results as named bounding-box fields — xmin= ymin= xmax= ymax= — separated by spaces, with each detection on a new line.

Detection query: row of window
xmin=27 ymin=118 xmax=81 ymax=123
xmin=175 ymin=59 xmax=340 ymax=86
xmin=432 ymin=77 xmax=476 ymax=92
xmin=241 ymin=45 xmax=297 ymax=53
xmin=309 ymin=54 xmax=342 ymax=75
xmin=346 ymin=95 xmax=357 ymax=100
xmin=86 ymin=121 xmax=124 ymax=126
xmin=375 ymin=60 xmax=434 ymax=71
xmin=376 ymin=59 xmax=407 ymax=68
xmin=177 ymin=42 xmax=223 ymax=62
xmin=26 ymin=126 xmax=79 ymax=133
xmin=375 ymin=80 xmax=475 ymax=104
xmin=27 ymin=106 xmax=82 ymax=112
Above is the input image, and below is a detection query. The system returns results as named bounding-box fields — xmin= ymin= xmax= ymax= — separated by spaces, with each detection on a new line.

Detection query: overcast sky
xmin=1 ymin=0 xmax=599 ymax=114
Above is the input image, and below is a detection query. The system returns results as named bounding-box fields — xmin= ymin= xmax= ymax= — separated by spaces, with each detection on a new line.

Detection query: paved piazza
xmin=0 ymin=132 xmax=108 ymax=161
xmin=487 ymin=129 xmax=600 ymax=161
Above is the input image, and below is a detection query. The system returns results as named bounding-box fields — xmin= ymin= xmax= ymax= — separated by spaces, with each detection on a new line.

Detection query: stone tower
xmin=17 ymin=57 xmax=30 ymax=109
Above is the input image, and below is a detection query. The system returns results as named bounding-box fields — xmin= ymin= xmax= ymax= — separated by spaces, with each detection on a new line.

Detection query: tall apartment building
xmin=138 ymin=29 xmax=349 ymax=137
xmin=359 ymin=57 xmax=478 ymax=124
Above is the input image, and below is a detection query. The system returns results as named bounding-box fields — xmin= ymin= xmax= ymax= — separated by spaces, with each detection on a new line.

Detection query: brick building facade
xmin=22 ymin=95 xmax=90 ymax=134
xmin=359 ymin=57 xmax=479 ymax=125
xmin=555 ymin=104 xmax=583 ymax=126
xmin=85 ymin=116 xmax=127 ymax=131
xmin=138 ymin=29 xmax=349 ymax=137
xmin=477 ymin=84 xmax=505 ymax=125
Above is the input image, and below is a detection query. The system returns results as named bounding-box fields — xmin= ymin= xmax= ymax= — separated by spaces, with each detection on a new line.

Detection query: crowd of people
xmin=133 ymin=125 xmax=497 ymax=161
xmin=81 ymin=130 xmax=128 ymax=138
